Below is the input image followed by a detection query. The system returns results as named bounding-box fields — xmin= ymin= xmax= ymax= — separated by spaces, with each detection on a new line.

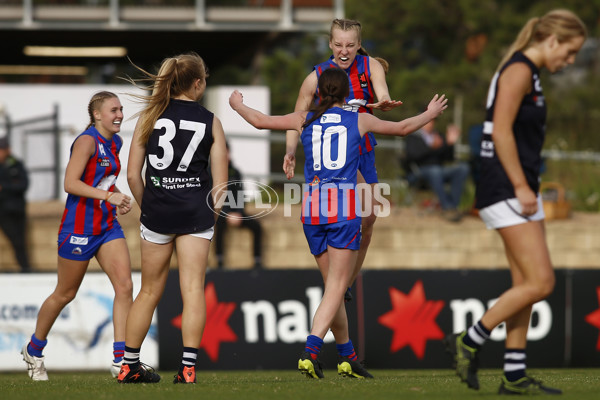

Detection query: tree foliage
xmin=345 ymin=0 xmax=600 ymax=149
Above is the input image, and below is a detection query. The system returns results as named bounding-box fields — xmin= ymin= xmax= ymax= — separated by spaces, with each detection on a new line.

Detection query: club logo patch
xmin=70 ymin=236 xmax=89 ymax=245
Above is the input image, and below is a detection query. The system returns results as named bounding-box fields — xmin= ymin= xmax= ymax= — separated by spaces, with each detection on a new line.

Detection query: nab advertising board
xmin=157 ymin=269 xmax=600 ymax=370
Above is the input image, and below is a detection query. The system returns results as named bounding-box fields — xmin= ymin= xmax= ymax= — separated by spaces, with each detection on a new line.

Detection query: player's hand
xmin=426 ymin=94 xmax=448 ymax=118
xmin=366 ymin=99 xmax=403 ymax=111
xmin=118 ymin=203 xmax=132 ymax=215
xmin=229 ymin=90 xmax=243 ymax=110
xmin=107 ymin=192 xmax=130 ymax=208
xmin=283 ymin=153 xmax=296 ymax=180
xmin=515 ymin=185 xmax=538 ymax=216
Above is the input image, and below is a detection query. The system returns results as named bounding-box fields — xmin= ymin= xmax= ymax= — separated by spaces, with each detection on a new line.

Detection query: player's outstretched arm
xmin=359 ymin=94 xmax=448 ymax=137
xmin=229 ymin=90 xmax=306 ymax=132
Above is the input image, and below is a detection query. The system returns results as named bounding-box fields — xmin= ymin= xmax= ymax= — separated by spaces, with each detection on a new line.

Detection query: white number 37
xmin=148 ymin=118 xmax=206 ymax=172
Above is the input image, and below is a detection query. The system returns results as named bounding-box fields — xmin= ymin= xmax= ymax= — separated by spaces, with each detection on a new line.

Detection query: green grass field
xmin=2 ymin=369 xmax=600 ymax=400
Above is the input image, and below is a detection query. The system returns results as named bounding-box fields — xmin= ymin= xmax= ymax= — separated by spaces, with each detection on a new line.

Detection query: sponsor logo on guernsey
xmin=159 ymin=176 xmax=202 ymax=190
xmin=534 ymin=95 xmax=545 ymax=107
xmin=97 ymin=157 xmax=110 ymax=167
xmin=358 ymin=72 xmax=368 ymax=88
xmin=320 ymin=113 xmax=341 ymax=124
xmin=309 ymin=176 xmax=320 ymax=186
xmin=150 ymin=176 xmax=161 ymax=187
xmin=480 ymin=138 xmax=495 ymax=158
xmin=70 ymin=236 xmax=89 ymax=245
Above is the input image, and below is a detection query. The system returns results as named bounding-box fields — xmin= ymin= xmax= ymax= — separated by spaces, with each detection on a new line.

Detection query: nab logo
xmin=378 ymin=280 xmax=445 ymax=359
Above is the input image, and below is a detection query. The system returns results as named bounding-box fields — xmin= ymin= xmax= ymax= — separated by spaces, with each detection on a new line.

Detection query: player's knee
xmin=53 ymin=289 xmax=78 ymax=306
xmin=537 ymin=275 xmax=556 ymax=300
xmin=114 ymin=277 xmax=133 ymax=297
xmin=527 ymin=275 xmax=555 ymax=303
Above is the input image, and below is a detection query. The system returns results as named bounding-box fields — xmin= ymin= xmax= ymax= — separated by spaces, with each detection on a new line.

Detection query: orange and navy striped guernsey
xmin=59 ymin=127 xmax=122 ymax=235
xmin=314 ymin=55 xmax=376 ymax=155
xmin=301 ymin=107 xmax=361 ymax=225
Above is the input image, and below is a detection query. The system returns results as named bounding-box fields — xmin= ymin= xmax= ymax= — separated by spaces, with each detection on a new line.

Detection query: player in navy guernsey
xmin=22 ymin=92 xmax=134 ymax=381
xmin=446 ymin=10 xmax=586 ymax=395
xmin=119 ymin=52 xmax=227 ymax=385
xmin=230 ymin=67 xmax=447 ymax=380
xmin=285 ymin=18 xmax=403 ymax=316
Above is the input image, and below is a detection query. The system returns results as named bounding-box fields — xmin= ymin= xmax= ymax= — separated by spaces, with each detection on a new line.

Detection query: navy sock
xmin=181 ymin=347 xmax=198 ymax=370
xmin=336 ymin=340 xmax=357 ymax=361
xmin=123 ymin=346 xmax=141 ymax=367
xmin=504 ymin=349 xmax=527 ymax=382
xmin=27 ymin=334 xmax=47 ymax=357
xmin=463 ymin=320 xmax=491 ymax=350
xmin=304 ymin=335 xmax=324 ymax=360
xmin=113 ymin=341 xmax=125 ymax=363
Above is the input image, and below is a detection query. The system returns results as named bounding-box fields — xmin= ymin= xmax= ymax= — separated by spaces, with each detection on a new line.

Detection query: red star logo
xmin=585 ymin=286 xmax=600 ymax=350
xmin=170 ymin=282 xmax=237 ymax=362
xmin=377 ymin=280 xmax=445 ymax=359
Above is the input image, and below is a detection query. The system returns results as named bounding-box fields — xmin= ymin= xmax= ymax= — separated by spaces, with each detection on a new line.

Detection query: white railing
xmin=0 ymin=0 xmax=345 ymax=31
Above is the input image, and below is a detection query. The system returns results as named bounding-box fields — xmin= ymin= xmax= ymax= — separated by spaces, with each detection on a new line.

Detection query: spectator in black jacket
xmin=0 ymin=136 xmax=32 ymax=272
xmin=215 ymin=142 xmax=263 ymax=268
xmin=404 ymin=119 xmax=469 ymax=222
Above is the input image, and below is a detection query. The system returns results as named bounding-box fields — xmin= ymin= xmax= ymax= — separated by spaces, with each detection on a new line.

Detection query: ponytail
xmin=302 ymin=68 xmax=349 ymax=129
xmin=497 ymin=9 xmax=587 ymax=71
xmin=123 ymin=52 xmax=208 ymax=145
xmin=496 ymin=17 xmax=539 ymax=72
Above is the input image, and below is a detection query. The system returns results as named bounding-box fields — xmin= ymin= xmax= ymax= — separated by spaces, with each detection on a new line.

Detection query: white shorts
xmin=479 ymin=195 xmax=545 ymax=230
xmin=140 ymin=223 xmax=214 ymax=244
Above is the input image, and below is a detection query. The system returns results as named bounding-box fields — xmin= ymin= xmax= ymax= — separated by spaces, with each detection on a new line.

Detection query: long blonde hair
xmin=86 ymin=91 xmax=118 ymax=130
xmin=497 ymin=9 xmax=587 ymax=71
xmin=124 ymin=52 xmax=209 ymax=144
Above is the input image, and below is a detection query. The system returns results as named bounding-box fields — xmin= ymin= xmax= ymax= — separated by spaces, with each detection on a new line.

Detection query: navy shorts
xmin=303 ymin=218 xmax=362 ymax=256
xmin=58 ymin=225 xmax=125 ymax=261
xmin=358 ymin=150 xmax=378 ymax=184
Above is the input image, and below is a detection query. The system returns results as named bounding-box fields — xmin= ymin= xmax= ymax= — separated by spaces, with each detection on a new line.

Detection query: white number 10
xmin=311 ymin=125 xmax=347 ymax=171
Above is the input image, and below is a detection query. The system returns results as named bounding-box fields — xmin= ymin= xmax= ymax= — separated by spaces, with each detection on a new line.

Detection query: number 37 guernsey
xmin=141 ymin=99 xmax=215 ymax=234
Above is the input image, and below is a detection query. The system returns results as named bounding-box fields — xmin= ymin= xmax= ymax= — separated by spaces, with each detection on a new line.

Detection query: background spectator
xmin=0 ymin=136 xmax=32 ymax=272
xmin=215 ymin=142 xmax=263 ymax=269
xmin=404 ymin=119 xmax=470 ymax=222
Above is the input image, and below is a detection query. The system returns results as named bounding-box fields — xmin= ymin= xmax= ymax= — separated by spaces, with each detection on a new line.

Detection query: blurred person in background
xmin=404 ymin=118 xmax=470 ymax=222
xmin=215 ymin=141 xmax=263 ymax=269
xmin=0 ymin=136 xmax=32 ymax=273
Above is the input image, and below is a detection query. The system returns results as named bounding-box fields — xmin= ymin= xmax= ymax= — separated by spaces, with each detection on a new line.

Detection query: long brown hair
xmin=302 ymin=67 xmax=349 ymax=129
xmin=124 ymin=52 xmax=209 ymax=144
xmin=86 ymin=91 xmax=118 ymax=130
xmin=497 ymin=9 xmax=587 ymax=71
xmin=330 ymin=18 xmax=389 ymax=74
